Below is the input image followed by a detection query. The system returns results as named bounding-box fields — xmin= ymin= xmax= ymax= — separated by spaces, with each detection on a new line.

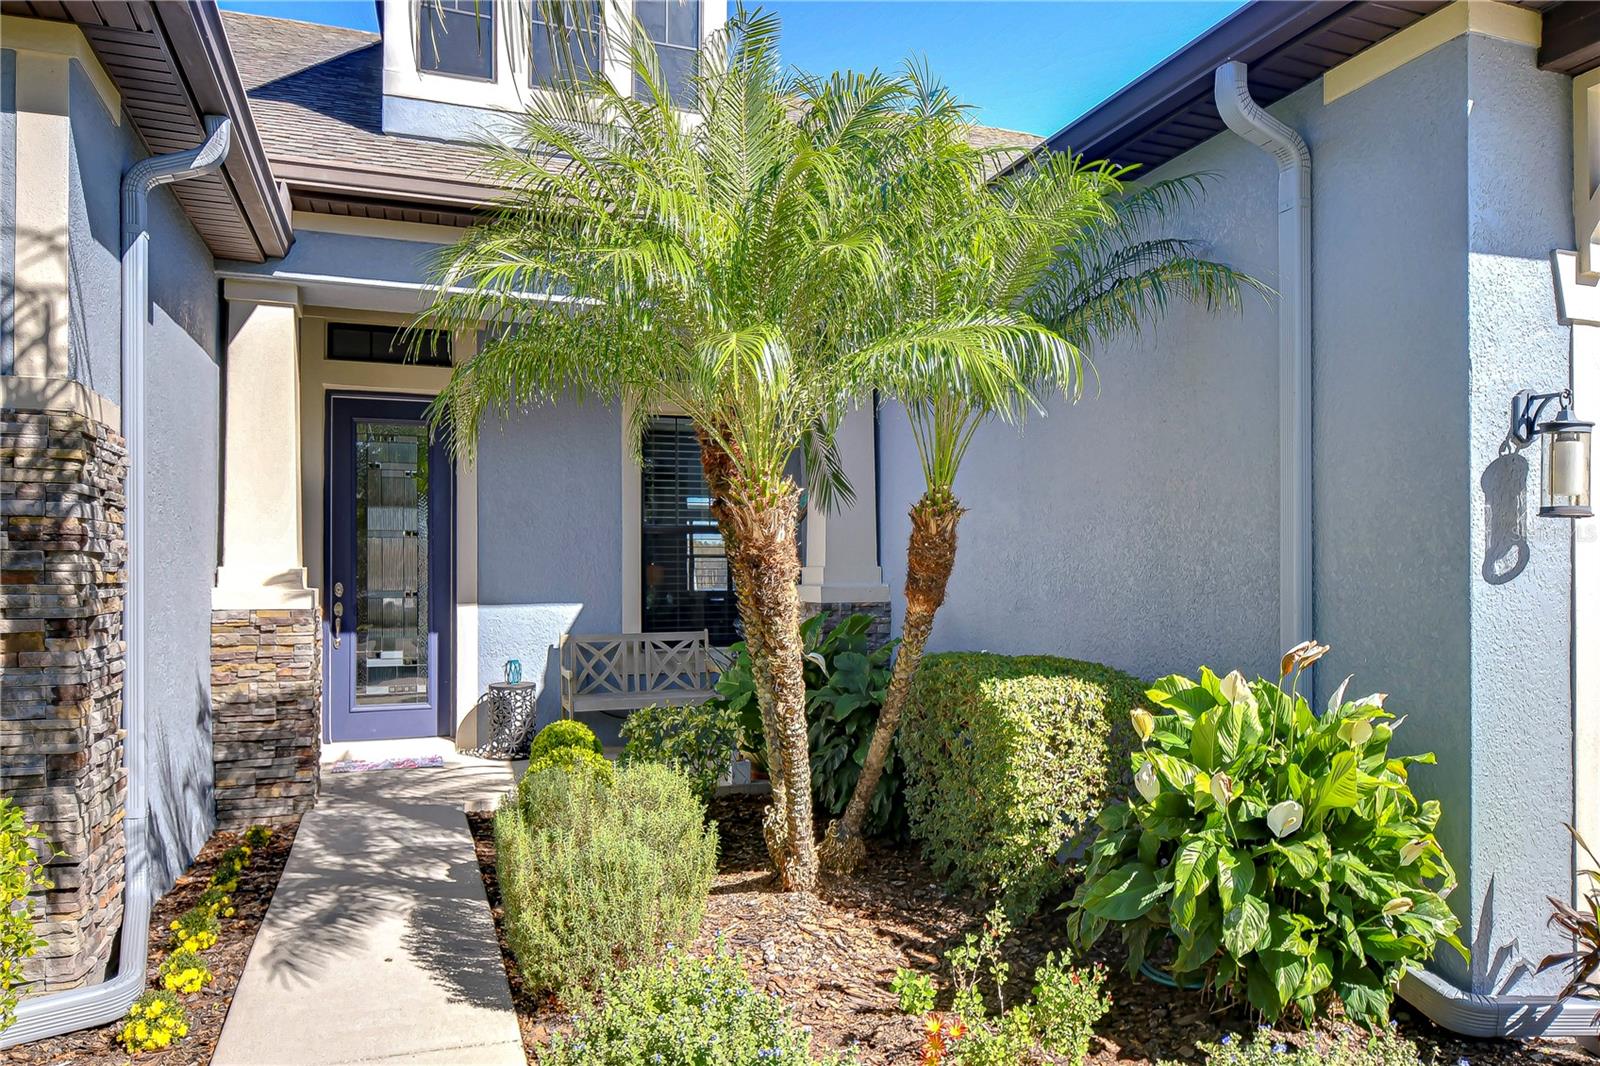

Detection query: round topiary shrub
xmin=527 ymin=719 xmax=603 ymax=760
xmin=524 ymin=745 xmax=615 ymax=785
xmin=898 ymin=652 xmax=1142 ymax=914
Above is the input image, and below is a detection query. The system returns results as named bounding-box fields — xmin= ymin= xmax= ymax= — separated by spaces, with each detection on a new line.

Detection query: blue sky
xmin=217 ymin=1 xmax=1245 ymax=136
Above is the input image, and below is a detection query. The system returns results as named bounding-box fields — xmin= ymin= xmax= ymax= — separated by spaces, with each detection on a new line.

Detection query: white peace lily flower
xmin=1135 ymin=762 xmax=1160 ymax=803
xmin=1326 ymin=674 xmax=1354 ymax=715
xmin=1354 ymin=692 xmax=1388 ymax=709
xmin=1130 ymin=708 xmax=1156 ymax=743
xmin=1338 ymin=718 xmax=1374 ymax=746
xmin=1210 ymin=772 xmax=1234 ymax=809
xmin=1383 ymin=897 xmax=1414 ymax=917
xmin=1267 ymin=799 xmax=1304 ymax=839
xmin=1400 ymin=839 xmax=1430 ymax=866
xmin=1220 ymin=670 xmax=1257 ymax=710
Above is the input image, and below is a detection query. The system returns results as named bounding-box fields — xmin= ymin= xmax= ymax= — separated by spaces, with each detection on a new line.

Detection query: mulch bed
xmin=469 ymin=796 xmax=1590 ymax=1065
xmin=9 ymin=821 xmax=299 ymax=1066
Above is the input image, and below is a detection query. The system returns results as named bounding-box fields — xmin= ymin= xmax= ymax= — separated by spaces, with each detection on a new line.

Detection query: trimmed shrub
xmin=1162 ymin=1028 xmax=1428 ymax=1066
xmin=528 ymin=719 xmax=603 ymax=760
xmin=620 ymin=700 xmax=740 ymax=801
xmin=495 ymin=761 xmax=716 ymax=1004
xmin=541 ymin=945 xmax=851 ymax=1065
xmin=525 ymin=745 xmax=615 ymax=784
xmin=1 ymin=798 xmax=53 ymax=1034
xmin=899 ymin=653 xmax=1142 ymax=914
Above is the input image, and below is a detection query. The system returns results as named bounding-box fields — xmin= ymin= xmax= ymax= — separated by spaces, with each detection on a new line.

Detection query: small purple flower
xmin=1221 ymin=1035 xmax=1234 ymax=1046
xmin=1272 ymin=1043 xmax=1287 ymax=1054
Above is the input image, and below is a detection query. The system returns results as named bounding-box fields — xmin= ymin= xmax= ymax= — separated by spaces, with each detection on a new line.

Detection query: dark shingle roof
xmin=220 ymin=9 xmax=1042 ymax=212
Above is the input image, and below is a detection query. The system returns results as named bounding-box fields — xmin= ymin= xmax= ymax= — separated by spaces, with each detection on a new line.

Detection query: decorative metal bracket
xmin=1511 ymin=388 xmax=1573 ymax=446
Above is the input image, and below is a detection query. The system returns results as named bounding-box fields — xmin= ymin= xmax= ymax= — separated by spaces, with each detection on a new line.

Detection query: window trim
xmin=415 ymin=0 xmax=498 ymax=84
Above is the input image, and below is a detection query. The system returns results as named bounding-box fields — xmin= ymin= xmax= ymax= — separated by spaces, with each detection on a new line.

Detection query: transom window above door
xmin=640 ymin=415 xmax=740 ymax=645
xmin=327 ymin=324 xmax=453 ymax=368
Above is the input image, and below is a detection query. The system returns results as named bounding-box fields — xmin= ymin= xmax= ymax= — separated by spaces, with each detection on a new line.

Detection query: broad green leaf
xmin=1215 ymin=846 xmax=1255 ymax=911
xmin=1084 ymin=863 xmax=1169 ymax=921
xmin=1147 ymin=675 xmax=1219 ymax=718
xmin=1173 ymin=837 xmax=1215 ymax=899
xmin=1189 ymin=710 xmax=1221 ymax=771
xmin=1270 ymin=841 xmax=1318 ymax=879
xmin=1310 ymin=750 xmax=1359 ymax=818
xmin=1222 ymin=895 xmax=1270 ymax=957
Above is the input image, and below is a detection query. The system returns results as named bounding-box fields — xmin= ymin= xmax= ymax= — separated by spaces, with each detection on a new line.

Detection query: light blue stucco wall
xmin=218 ymin=227 xmax=447 ymax=289
xmin=61 ymin=70 xmax=224 ymax=894
xmin=2 ymin=50 xmax=14 ymax=375
xmin=879 ymin=33 xmax=1576 ymax=996
xmin=475 ymin=399 xmax=624 ymax=730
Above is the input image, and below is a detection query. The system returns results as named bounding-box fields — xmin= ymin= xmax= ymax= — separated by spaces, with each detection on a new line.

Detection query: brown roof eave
xmin=159 ymin=1 xmax=292 ymax=258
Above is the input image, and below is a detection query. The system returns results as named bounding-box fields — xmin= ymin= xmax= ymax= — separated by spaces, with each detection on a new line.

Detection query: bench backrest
xmin=560 ymin=631 xmax=712 ymax=696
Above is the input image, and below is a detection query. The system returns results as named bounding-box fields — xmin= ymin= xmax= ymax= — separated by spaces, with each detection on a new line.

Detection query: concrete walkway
xmin=213 ymin=754 xmax=525 ymax=1066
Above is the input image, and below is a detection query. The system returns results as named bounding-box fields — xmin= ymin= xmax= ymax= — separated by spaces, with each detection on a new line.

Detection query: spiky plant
xmin=419 ymin=6 xmax=1059 ymax=890
xmin=820 ymin=84 xmax=1265 ymax=871
xmin=1537 ymin=823 xmax=1600 ymax=1000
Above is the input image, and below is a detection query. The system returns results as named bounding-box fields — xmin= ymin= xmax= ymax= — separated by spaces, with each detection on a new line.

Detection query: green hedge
xmin=495 ymin=761 xmax=716 ymax=1005
xmin=899 ymin=652 xmax=1142 ymax=914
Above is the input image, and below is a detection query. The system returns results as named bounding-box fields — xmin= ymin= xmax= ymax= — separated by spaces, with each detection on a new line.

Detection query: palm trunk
xmin=697 ymin=433 xmax=816 ymax=890
xmin=820 ymin=489 xmax=963 ymax=874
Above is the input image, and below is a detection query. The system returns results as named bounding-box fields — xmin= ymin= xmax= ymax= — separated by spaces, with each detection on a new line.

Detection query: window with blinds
xmin=641 ymin=415 xmax=740 ymax=644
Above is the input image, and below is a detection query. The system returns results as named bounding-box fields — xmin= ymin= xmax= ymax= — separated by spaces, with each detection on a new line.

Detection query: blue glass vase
xmin=504 ymin=659 xmax=522 ymax=685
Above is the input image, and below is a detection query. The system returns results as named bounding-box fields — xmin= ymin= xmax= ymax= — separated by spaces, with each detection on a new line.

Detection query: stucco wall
xmin=879 ymin=32 xmax=1575 ymax=994
xmin=68 ymin=78 xmax=224 ymax=893
xmin=2 ymin=49 xmax=14 ymax=374
xmin=475 ymin=399 xmax=624 ymax=729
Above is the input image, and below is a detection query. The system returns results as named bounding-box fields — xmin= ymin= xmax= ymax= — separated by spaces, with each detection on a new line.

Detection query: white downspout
xmin=2 ymin=115 xmax=233 ymax=1049
xmin=1213 ymin=61 xmax=1314 ymax=657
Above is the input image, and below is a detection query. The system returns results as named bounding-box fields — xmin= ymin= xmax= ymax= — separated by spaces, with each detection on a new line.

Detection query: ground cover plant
xmin=899 ymin=652 xmax=1143 ymax=914
xmin=540 ymin=945 xmax=854 ymax=1065
xmin=495 ymin=760 xmax=717 ymax=1005
xmin=1069 ymin=642 xmax=1465 ymax=1026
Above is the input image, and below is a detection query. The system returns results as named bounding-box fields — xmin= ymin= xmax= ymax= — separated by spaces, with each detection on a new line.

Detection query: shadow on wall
xmin=475 ymin=602 xmax=587 ymax=731
xmin=1480 ymin=446 xmax=1532 ymax=585
xmin=143 ymin=679 xmax=218 ymax=897
xmin=5 ymin=227 xmax=66 ymax=377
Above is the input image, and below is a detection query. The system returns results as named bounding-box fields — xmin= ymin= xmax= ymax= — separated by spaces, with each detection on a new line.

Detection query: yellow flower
xmin=1130 ymin=708 xmax=1155 ymax=743
xmin=224 ymin=907 xmax=236 ymax=917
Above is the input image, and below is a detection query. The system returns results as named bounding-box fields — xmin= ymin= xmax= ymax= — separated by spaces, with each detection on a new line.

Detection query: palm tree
xmin=418 ymin=8 xmax=1067 ymax=891
xmin=819 ymin=110 xmax=1265 ymax=873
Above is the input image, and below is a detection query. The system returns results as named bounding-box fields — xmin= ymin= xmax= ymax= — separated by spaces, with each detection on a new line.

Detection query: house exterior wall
xmin=2 ymin=22 xmax=221 ymax=993
xmin=879 ymin=30 xmax=1577 ymax=996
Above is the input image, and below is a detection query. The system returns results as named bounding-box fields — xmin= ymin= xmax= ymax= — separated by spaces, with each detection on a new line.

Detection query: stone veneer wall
xmin=807 ymin=600 xmax=892 ymax=648
xmin=210 ymin=609 xmax=321 ymax=828
xmin=1 ymin=410 xmax=128 ymax=992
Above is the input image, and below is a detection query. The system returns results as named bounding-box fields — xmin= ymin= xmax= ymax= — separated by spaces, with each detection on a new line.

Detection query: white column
xmin=799 ymin=404 xmax=889 ymax=606
xmin=213 ymin=279 xmax=316 ymax=610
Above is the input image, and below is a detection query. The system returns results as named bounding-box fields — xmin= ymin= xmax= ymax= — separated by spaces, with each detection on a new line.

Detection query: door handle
xmin=332 ymin=581 xmax=344 ymax=649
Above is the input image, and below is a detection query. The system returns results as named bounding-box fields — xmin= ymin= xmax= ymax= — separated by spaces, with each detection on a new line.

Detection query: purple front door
xmin=325 ymin=394 xmax=455 ymax=742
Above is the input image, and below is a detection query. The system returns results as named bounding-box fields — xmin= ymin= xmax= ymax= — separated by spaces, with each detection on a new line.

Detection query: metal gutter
xmin=1 ymin=114 xmax=234 ymax=1051
xmin=1400 ymin=969 xmax=1600 ymax=1039
xmin=1213 ymin=61 xmax=1314 ymax=657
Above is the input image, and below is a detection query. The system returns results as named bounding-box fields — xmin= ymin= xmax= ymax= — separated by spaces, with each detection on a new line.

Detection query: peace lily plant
xmin=1067 ymin=641 xmax=1466 ymax=1027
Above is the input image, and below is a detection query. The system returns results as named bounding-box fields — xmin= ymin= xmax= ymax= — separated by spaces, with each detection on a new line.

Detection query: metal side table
xmin=469 ymin=682 xmax=539 ymax=759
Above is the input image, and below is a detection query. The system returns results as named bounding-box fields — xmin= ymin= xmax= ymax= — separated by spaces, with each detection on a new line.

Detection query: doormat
xmin=328 ymin=755 xmax=446 ymax=774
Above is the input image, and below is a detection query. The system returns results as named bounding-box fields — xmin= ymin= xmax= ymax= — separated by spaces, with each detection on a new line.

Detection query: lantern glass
xmin=1540 ymin=422 xmax=1593 ymax=517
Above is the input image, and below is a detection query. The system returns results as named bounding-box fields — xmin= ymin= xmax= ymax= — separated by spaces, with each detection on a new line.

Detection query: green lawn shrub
xmin=1 ymin=797 xmax=53 ymax=1034
xmin=528 ymin=719 xmax=603 ymax=760
xmin=620 ymin=700 xmax=740 ymax=800
xmin=495 ymin=760 xmax=716 ymax=1004
xmin=540 ymin=945 xmax=852 ymax=1065
xmin=525 ymin=744 xmax=615 ymax=784
xmin=1069 ymin=653 xmax=1463 ymax=1026
xmin=898 ymin=652 xmax=1142 ymax=914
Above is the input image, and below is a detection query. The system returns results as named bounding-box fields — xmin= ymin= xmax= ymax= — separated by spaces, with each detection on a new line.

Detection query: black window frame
xmin=640 ymin=414 xmax=740 ymax=645
xmin=417 ymin=0 xmax=497 ymax=82
xmin=326 ymin=323 xmax=454 ymax=368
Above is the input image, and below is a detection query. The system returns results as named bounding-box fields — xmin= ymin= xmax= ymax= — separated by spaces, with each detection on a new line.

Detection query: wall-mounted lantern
xmin=1512 ymin=388 xmax=1593 ymax=518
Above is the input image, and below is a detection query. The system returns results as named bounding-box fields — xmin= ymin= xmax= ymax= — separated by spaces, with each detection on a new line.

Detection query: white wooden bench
xmin=559 ymin=630 xmax=716 ymax=719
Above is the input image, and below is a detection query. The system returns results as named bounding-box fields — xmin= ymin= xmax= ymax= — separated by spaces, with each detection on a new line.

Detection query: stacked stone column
xmin=1 ymin=409 xmax=128 ymax=992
